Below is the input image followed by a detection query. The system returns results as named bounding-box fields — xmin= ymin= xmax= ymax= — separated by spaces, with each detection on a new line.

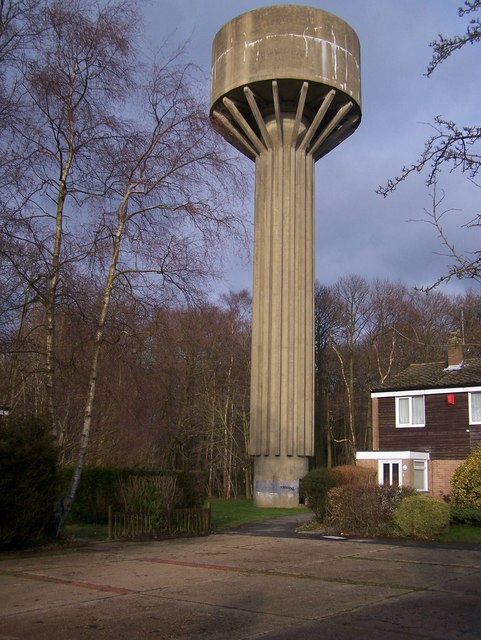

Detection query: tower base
xmin=253 ymin=456 xmax=309 ymax=508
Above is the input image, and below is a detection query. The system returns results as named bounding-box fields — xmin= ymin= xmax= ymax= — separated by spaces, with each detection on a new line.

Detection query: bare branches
xmin=377 ymin=117 xmax=481 ymax=196
xmin=427 ymin=0 xmax=481 ymax=76
xmin=417 ymin=184 xmax=481 ymax=291
xmin=0 ymin=0 xmax=44 ymax=65
xmin=378 ymin=1 xmax=481 ymax=291
xmin=0 ymin=0 xmax=249 ymax=533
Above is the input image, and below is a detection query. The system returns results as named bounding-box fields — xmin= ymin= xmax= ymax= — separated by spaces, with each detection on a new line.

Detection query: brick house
xmin=356 ymin=339 xmax=481 ymax=496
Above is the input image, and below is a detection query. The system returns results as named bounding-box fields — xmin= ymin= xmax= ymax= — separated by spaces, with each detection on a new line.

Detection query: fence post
xmin=107 ymin=507 xmax=211 ymax=540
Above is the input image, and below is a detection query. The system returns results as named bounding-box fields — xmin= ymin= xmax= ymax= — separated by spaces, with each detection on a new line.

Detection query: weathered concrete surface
xmin=2 ymin=518 xmax=481 ymax=639
xmin=210 ymin=5 xmax=362 ymax=151
xmin=210 ymin=6 xmax=362 ymax=507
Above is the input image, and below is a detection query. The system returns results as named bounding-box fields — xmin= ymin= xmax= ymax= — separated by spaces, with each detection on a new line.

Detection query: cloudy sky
xmin=142 ymin=1 xmax=481 ymax=297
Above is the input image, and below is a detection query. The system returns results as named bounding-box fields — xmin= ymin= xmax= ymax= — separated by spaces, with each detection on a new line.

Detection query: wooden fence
xmin=108 ymin=504 xmax=211 ymax=540
xmin=168 ymin=507 xmax=211 ymax=536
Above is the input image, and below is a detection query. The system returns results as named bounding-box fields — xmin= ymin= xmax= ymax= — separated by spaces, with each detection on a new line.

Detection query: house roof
xmin=372 ymin=358 xmax=481 ymax=393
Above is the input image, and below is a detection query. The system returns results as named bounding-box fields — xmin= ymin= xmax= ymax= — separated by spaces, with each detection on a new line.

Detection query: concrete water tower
xmin=210 ymin=5 xmax=361 ymax=507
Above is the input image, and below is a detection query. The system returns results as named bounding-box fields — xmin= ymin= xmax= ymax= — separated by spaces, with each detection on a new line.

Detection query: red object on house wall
xmin=447 ymin=393 xmax=455 ymax=405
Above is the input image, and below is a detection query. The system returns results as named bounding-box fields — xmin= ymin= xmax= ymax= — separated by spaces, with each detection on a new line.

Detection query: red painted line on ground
xmin=4 ymin=571 xmax=134 ymax=595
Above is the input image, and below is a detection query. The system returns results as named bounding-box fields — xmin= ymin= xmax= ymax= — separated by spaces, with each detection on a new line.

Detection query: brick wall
xmin=430 ymin=459 xmax=463 ymax=497
xmin=357 ymin=457 xmax=463 ymax=496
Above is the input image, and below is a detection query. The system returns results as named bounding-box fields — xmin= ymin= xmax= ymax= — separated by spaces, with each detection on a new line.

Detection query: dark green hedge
xmin=61 ymin=467 xmax=208 ymax=523
xmin=0 ymin=416 xmax=60 ymax=547
xmin=177 ymin=470 xmax=209 ymax=509
xmin=300 ymin=467 xmax=336 ymax=520
xmin=450 ymin=503 xmax=481 ymax=526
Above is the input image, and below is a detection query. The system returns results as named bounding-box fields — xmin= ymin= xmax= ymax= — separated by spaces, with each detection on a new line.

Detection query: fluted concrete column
xmin=210 ymin=5 xmax=362 ymax=507
xmin=249 ymin=114 xmax=314 ymax=506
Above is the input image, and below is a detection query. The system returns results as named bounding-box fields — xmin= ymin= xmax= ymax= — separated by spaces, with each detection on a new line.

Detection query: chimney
xmin=447 ymin=331 xmax=464 ymax=368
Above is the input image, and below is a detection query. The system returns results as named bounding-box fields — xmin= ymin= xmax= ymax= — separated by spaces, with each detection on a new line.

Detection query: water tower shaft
xmin=210 ymin=5 xmax=362 ymax=507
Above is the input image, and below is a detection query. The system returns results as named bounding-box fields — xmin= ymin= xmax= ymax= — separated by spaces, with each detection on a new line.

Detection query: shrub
xmin=392 ymin=494 xmax=450 ymax=539
xmin=61 ymin=467 xmax=208 ymax=523
xmin=61 ymin=466 xmax=135 ymax=523
xmin=0 ymin=416 xmax=60 ymax=547
xmin=449 ymin=503 xmax=481 ymax=526
xmin=324 ymin=485 xmax=414 ymax=537
xmin=451 ymin=445 xmax=481 ymax=508
xmin=301 ymin=468 xmax=336 ymax=520
xmin=117 ymin=475 xmax=181 ymax=528
xmin=176 ymin=470 xmax=209 ymax=508
xmin=330 ymin=465 xmax=376 ymax=487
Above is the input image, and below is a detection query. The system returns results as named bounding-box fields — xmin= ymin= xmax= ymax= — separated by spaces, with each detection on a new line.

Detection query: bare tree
xmin=377 ymin=1 xmax=481 ymax=288
xmin=0 ymin=0 xmax=248 ymax=533
xmin=367 ymin=279 xmax=411 ymax=385
xmin=211 ymin=291 xmax=251 ymax=498
xmin=1 ymin=0 xmax=138 ymax=437
xmin=314 ymin=282 xmax=338 ymax=467
xmin=329 ymin=274 xmax=371 ymax=462
xmin=55 ymin=57 xmax=246 ymax=532
xmin=0 ymin=0 xmax=43 ymax=64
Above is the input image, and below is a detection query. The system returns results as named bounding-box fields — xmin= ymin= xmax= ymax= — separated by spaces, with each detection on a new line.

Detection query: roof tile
xmin=372 ymin=358 xmax=481 ymax=392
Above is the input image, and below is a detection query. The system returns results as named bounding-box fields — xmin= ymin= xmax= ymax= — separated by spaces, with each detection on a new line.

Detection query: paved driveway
xmin=1 ymin=516 xmax=481 ymax=639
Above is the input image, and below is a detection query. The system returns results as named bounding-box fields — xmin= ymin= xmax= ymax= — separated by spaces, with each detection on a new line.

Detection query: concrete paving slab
xmin=337 ymin=589 xmax=481 ymax=640
xmin=1 ymin=518 xmax=481 ymax=640
xmin=155 ymin=568 xmax=409 ymax=619
xmin=253 ymin=590 xmax=481 ymax=640
xmin=0 ymin=574 xmax=112 ymax=616
xmin=0 ymin=592 xmax=297 ymax=640
xmin=304 ymin=554 xmax=472 ymax=589
xmin=359 ymin=541 xmax=481 ymax=566
xmin=431 ymin=571 xmax=481 ymax=596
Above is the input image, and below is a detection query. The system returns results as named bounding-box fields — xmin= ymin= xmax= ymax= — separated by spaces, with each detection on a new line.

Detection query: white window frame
xmin=413 ymin=459 xmax=428 ymax=492
xmin=469 ymin=391 xmax=481 ymax=425
xmin=395 ymin=395 xmax=425 ymax=428
xmin=378 ymin=459 xmax=402 ymax=487
xmin=357 ymin=451 xmax=430 ymax=493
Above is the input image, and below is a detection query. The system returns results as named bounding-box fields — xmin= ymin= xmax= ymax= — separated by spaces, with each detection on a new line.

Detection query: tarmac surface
xmin=1 ymin=514 xmax=481 ymax=639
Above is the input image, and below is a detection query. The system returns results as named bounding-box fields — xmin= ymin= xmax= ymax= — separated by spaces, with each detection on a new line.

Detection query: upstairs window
xmin=469 ymin=392 xmax=481 ymax=425
xmin=396 ymin=395 xmax=425 ymax=428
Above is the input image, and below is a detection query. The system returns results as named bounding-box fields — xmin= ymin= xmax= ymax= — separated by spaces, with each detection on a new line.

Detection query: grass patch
xmin=63 ymin=502 xmax=481 ymax=544
xmin=436 ymin=524 xmax=481 ymax=544
xmin=62 ymin=500 xmax=308 ymax=540
xmin=17 ymin=509 xmax=481 ymax=546
xmin=210 ymin=498 xmax=308 ymax=531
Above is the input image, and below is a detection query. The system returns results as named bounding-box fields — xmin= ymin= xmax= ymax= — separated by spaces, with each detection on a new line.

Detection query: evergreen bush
xmin=176 ymin=470 xmax=209 ymax=508
xmin=449 ymin=503 xmax=481 ymax=526
xmin=61 ymin=466 xmax=135 ymax=523
xmin=61 ymin=467 xmax=208 ymax=523
xmin=0 ymin=416 xmax=59 ymax=547
xmin=392 ymin=494 xmax=450 ymax=539
xmin=451 ymin=445 xmax=481 ymax=508
xmin=300 ymin=467 xmax=336 ymax=520
xmin=117 ymin=475 xmax=181 ymax=528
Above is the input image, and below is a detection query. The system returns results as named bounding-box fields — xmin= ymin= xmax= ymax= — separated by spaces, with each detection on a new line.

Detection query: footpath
xmin=1 ymin=514 xmax=481 ymax=639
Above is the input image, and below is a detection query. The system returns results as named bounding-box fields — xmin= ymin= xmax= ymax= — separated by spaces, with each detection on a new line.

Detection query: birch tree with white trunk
xmin=0 ymin=0 xmax=247 ymax=534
